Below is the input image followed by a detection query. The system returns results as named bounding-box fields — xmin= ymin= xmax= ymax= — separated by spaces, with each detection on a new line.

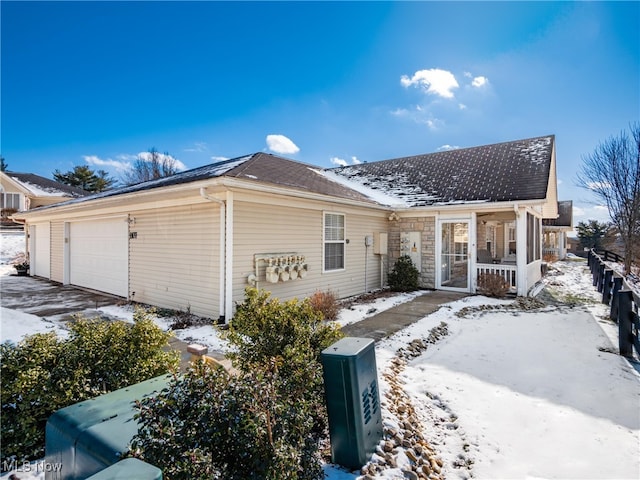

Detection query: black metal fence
xmin=588 ymin=249 xmax=639 ymax=359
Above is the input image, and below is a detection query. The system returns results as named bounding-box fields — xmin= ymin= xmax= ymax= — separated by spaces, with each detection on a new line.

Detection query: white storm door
xmin=437 ymin=220 xmax=470 ymax=292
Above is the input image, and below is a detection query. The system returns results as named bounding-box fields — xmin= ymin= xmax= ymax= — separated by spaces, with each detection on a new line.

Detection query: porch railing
xmin=477 ymin=263 xmax=517 ymax=292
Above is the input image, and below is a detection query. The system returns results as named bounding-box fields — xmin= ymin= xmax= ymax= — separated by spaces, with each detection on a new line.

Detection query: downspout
xmin=200 ymin=188 xmax=227 ymax=323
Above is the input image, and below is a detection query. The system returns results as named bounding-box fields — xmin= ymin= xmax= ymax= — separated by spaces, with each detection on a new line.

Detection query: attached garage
xmin=69 ymin=218 xmax=128 ymax=297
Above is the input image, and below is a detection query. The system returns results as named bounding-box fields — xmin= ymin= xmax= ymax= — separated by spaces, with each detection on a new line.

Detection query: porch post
xmin=515 ymin=207 xmax=527 ymax=296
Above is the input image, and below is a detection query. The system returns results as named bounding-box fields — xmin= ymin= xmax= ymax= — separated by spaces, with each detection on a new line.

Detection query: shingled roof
xmin=543 ymin=200 xmax=573 ymax=227
xmin=5 ymin=172 xmax=87 ymax=198
xmin=25 ymin=153 xmax=377 ymax=210
xmin=19 ymin=135 xmax=556 ymax=212
xmin=329 ymin=135 xmax=555 ymax=207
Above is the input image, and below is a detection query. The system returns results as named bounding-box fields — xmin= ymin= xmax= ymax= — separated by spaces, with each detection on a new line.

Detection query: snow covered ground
xmin=1 ymin=233 xmax=639 ymax=479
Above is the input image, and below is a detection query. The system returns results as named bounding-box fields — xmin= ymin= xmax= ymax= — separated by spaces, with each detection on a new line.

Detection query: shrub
xmin=543 ymin=252 xmax=558 ymax=263
xmin=477 ymin=273 xmax=510 ymax=298
xmin=308 ymin=289 xmax=340 ymax=321
xmin=0 ymin=308 xmax=179 ymax=464
xmin=130 ymin=288 xmax=344 ymax=480
xmin=388 ymin=255 xmax=420 ymax=291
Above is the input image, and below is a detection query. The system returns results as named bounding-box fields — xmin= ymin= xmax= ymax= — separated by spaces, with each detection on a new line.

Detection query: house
xmin=542 ymin=200 xmax=573 ymax=260
xmin=1 ymin=171 xmax=87 ymax=226
xmin=13 ymin=135 xmax=559 ymax=321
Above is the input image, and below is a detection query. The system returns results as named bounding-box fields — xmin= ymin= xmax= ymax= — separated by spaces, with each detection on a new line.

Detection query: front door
xmin=437 ymin=220 xmax=470 ymax=292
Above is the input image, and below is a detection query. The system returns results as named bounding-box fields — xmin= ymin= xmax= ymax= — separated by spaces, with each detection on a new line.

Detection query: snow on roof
xmin=315 ymin=169 xmax=410 ymax=207
xmin=330 ymin=135 xmax=554 ymax=207
xmin=22 ymin=155 xmax=254 ymax=210
xmin=6 ymin=172 xmax=87 ymax=198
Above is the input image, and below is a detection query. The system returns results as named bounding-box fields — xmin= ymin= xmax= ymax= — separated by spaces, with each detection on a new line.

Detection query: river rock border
xmin=360 ymin=322 xmax=450 ymax=480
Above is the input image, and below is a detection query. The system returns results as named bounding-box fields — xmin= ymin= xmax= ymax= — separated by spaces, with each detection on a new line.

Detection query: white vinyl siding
xmin=232 ymin=196 xmax=388 ymax=308
xmin=129 ymin=203 xmax=221 ymax=319
xmin=324 ymin=212 xmax=345 ymax=271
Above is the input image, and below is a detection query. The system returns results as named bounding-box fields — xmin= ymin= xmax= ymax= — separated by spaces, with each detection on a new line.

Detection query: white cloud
xmin=83 ymin=155 xmax=132 ymax=172
xmin=137 ymin=151 xmax=187 ymax=171
xmin=587 ymin=181 xmax=611 ymax=190
xmin=211 ymin=155 xmax=229 ymax=162
xmin=437 ymin=144 xmax=461 ymax=151
xmin=458 ymin=103 xmax=467 ymax=110
xmin=184 ymin=142 xmax=208 ymax=152
xmin=400 ymin=68 xmax=459 ymax=99
xmin=330 ymin=156 xmax=362 ymax=167
xmin=471 ymin=76 xmax=488 ymax=88
xmin=266 ymin=134 xmax=300 ymax=155
xmin=463 ymin=71 xmax=472 ymax=78
xmin=391 ymin=108 xmax=410 ymax=117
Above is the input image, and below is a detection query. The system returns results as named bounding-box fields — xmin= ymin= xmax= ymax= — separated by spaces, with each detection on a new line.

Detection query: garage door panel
xmin=32 ymin=223 xmax=51 ymax=278
xmin=70 ymin=219 xmax=128 ymax=297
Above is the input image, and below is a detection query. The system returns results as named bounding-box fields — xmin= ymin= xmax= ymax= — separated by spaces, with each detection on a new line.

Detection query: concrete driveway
xmin=1 ymin=272 xmax=123 ymax=323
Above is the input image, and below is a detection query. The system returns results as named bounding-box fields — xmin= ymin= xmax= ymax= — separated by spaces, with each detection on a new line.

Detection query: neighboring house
xmin=13 ymin=135 xmax=559 ymax=321
xmin=566 ymin=236 xmax=585 ymax=257
xmin=542 ymin=200 xmax=573 ymax=260
xmin=1 ymin=171 xmax=87 ymax=225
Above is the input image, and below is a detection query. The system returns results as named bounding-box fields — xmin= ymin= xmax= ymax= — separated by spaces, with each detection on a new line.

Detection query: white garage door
xmin=31 ymin=223 xmax=51 ymax=278
xmin=70 ymin=218 xmax=128 ymax=297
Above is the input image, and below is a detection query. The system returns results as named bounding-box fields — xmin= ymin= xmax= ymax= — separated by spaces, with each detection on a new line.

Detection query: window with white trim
xmin=1 ymin=192 xmax=21 ymax=210
xmin=324 ymin=212 xmax=345 ymax=271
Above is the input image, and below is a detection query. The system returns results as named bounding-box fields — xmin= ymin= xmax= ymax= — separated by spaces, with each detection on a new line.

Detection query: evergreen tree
xmin=575 ymin=219 xmax=610 ymax=250
xmin=53 ymin=165 xmax=116 ymax=192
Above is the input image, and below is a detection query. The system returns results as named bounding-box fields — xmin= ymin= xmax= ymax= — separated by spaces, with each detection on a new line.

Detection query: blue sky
xmin=2 ymin=1 xmax=638 ymax=226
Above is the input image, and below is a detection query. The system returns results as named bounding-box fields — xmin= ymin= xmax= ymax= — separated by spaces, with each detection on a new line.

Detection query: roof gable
xmin=2 ymin=172 xmax=87 ymax=198
xmin=329 ymin=135 xmax=555 ymax=207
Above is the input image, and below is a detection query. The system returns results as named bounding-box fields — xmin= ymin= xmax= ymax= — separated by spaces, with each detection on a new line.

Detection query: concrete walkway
xmin=341 ymin=290 xmax=468 ymax=341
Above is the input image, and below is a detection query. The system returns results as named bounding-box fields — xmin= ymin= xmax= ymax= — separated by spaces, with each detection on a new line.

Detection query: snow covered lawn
xmin=1 ymin=231 xmax=638 ymax=479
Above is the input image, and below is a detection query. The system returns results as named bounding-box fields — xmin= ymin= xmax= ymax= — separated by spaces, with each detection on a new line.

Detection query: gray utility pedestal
xmin=321 ymin=337 xmax=383 ymax=470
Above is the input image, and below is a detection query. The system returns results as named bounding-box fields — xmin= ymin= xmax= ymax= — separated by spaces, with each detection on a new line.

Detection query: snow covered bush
xmin=130 ymin=288 xmax=344 ymax=480
xmin=0 ymin=308 xmax=179 ymax=464
xmin=388 ymin=254 xmax=420 ymax=291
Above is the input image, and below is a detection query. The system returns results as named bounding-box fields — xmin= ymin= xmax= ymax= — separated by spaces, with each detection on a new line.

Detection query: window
xmin=1 ymin=192 xmax=21 ymax=210
xmin=526 ymin=213 xmax=541 ymax=263
xmin=324 ymin=213 xmax=345 ymax=271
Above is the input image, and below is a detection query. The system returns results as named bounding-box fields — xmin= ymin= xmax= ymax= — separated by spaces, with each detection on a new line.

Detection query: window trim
xmin=323 ymin=211 xmax=346 ymax=273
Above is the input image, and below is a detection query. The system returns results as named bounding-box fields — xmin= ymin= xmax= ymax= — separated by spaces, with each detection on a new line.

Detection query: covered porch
xmin=435 ymin=209 xmax=542 ymax=296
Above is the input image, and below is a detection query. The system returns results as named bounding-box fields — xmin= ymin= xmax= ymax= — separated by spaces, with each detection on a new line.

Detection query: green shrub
xmin=0 ymin=308 xmax=179 ymax=464
xmin=130 ymin=288 xmax=344 ymax=480
xmin=388 ymin=255 xmax=420 ymax=291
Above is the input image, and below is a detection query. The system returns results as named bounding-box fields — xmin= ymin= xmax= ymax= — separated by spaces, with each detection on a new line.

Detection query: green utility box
xmin=321 ymin=337 xmax=383 ymax=469
xmin=45 ymin=375 xmax=170 ymax=480
xmin=85 ymin=458 xmax=162 ymax=480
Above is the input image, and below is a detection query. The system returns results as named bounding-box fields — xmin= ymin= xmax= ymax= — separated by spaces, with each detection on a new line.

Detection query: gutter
xmin=199 ymin=188 xmax=228 ymax=324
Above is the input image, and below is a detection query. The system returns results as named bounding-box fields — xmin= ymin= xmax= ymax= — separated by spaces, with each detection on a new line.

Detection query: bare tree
xmin=577 ymin=123 xmax=640 ymax=274
xmin=121 ymin=148 xmax=182 ymax=185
